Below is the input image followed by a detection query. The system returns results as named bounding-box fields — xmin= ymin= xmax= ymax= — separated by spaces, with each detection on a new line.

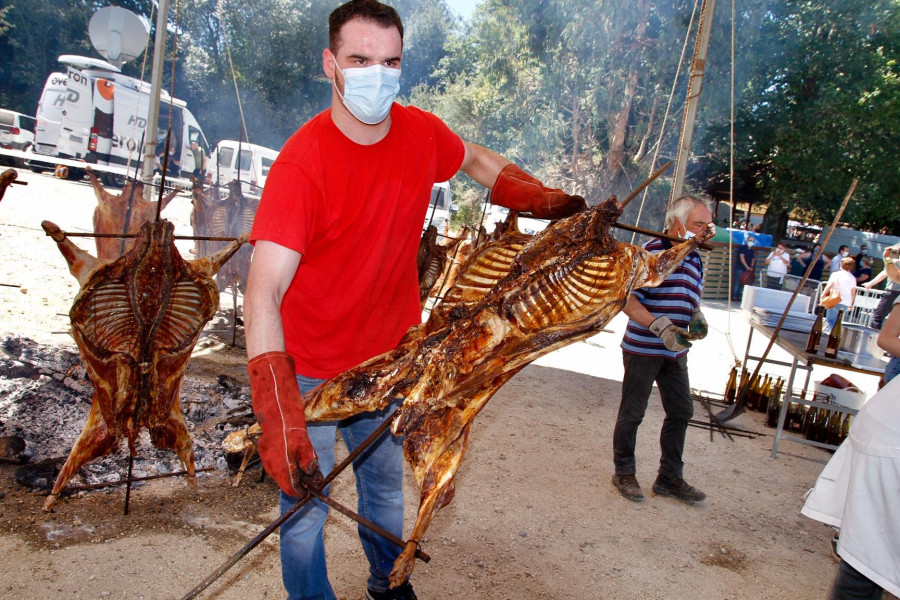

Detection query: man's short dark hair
xmin=839 ymin=245 xmax=849 ymax=252
xmin=329 ymin=0 xmax=404 ymax=52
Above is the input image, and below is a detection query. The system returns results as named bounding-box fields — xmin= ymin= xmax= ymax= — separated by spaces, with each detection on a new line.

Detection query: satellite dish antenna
xmin=89 ymin=6 xmax=150 ymax=68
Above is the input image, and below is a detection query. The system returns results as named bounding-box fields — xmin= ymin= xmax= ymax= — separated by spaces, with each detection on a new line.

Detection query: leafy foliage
xmin=1 ymin=0 xmax=898 ymax=234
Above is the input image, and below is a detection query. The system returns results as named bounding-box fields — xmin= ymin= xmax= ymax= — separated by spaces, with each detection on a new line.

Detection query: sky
xmin=445 ymin=0 xmax=481 ymax=21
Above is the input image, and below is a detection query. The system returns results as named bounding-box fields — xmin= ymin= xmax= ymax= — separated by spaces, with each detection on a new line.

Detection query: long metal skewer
xmin=180 ymin=406 xmax=410 ymax=600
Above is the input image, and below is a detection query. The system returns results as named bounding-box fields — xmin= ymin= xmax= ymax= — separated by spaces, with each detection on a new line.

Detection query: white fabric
xmin=765 ymin=250 xmax=789 ymax=278
xmin=801 ymin=375 xmax=900 ymax=597
xmin=825 ymin=269 xmax=857 ymax=307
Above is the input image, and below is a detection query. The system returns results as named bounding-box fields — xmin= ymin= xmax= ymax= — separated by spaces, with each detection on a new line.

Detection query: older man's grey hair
xmin=664 ymin=195 xmax=713 ymax=231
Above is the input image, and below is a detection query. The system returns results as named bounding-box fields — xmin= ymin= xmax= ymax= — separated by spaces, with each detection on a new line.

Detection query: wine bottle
xmin=765 ymin=383 xmax=781 ymax=428
xmin=839 ymin=413 xmax=852 ymax=443
xmin=746 ymin=374 xmax=759 ymax=411
xmin=824 ymin=309 xmax=844 ymax=359
xmin=758 ymin=375 xmax=771 ymax=413
xmin=804 ymin=405 xmax=819 ymax=440
xmin=805 ymin=307 xmax=824 ymax=354
xmin=815 ymin=407 xmax=830 ymax=444
xmin=724 ymin=366 xmax=737 ymax=405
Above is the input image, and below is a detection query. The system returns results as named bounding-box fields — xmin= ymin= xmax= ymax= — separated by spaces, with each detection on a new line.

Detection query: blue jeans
xmin=279 ymin=374 xmax=406 ymax=600
xmin=884 ymin=356 xmax=900 ymax=385
xmin=827 ymin=303 xmax=849 ymax=330
xmin=613 ymin=352 xmax=693 ymax=480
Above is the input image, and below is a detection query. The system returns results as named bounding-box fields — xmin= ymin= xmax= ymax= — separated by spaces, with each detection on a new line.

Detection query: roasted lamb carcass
xmin=86 ymin=167 xmax=179 ymax=260
xmin=417 ymin=226 xmax=473 ymax=306
xmin=41 ymin=218 xmax=248 ymax=511
xmin=0 ymin=168 xmax=17 ymax=202
xmin=302 ymin=197 xmax=715 ymax=586
xmin=191 ymin=180 xmax=257 ymax=294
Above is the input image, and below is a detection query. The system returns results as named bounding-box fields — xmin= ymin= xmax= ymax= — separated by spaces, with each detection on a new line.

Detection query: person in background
xmin=611 ymin=195 xmax=712 ymax=505
xmin=865 ymin=246 xmax=900 ymax=330
xmin=853 ymin=244 xmax=869 ymax=270
xmin=831 ymin=245 xmax=850 ymax=274
xmin=854 ymin=256 xmax=873 ymax=286
xmin=800 ymin=374 xmax=900 ymax=599
xmin=822 ymin=257 xmax=857 ymax=330
xmin=764 ymin=242 xmax=790 ymax=289
xmin=799 ymin=244 xmax=827 ymax=282
xmin=190 ymin=140 xmax=207 ymax=179
xmin=242 ymin=2 xmax=586 ymax=599
xmin=790 ymin=247 xmax=806 ymax=276
xmin=732 ymin=234 xmax=756 ymax=301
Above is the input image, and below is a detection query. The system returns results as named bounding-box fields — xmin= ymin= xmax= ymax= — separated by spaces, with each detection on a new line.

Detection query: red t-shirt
xmin=251 ymin=105 xmax=465 ymax=379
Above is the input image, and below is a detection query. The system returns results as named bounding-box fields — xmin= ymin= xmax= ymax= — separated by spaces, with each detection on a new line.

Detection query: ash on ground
xmin=0 ymin=334 xmax=255 ymax=491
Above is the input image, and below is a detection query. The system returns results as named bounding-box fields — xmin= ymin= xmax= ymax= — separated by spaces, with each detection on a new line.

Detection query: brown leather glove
xmin=248 ymin=351 xmax=321 ymax=497
xmin=490 ymin=164 xmax=587 ymax=219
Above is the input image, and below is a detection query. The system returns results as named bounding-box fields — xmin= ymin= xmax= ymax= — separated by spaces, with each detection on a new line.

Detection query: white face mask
xmin=333 ymin=63 xmax=401 ymax=125
xmin=746 ymin=239 xmax=755 ymax=247
xmin=683 ymin=230 xmax=696 ymax=240
xmin=841 ymin=250 xmax=849 ymax=257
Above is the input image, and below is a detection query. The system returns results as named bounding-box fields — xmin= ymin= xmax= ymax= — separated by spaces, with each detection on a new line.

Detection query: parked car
xmin=206 ymin=140 xmax=279 ymax=197
xmin=0 ymin=109 xmax=36 ymax=167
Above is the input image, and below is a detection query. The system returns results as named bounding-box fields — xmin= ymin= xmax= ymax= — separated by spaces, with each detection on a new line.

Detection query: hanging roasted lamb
xmin=417 ymin=226 xmax=472 ymax=306
xmin=85 ymin=166 xmax=179 ymax=260
xmin=191 ymin=179 xmax=257 ymax=294
xmin=41 ymin=218 xmax=248 ymax=511
xmin=0 ymin=168 xmax=18 ymax=202
xmin=299 ymin=196 xmax=715 ymax=586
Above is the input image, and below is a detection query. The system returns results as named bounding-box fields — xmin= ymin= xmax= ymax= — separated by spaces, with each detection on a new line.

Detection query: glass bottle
xmin=824 ymin=309 xmax=845 ymax=359
xmin=839 ymin=413 xmax=852 ymax=443
xmin=765 ymin=383 xmax=781 ymax=428
xmin=805 ymin=306 xmax=824 ymax=354
xmin=746 ymin=374 xmax=759 ymax=411
xmin=724 ymin=365 xmax=737 ymax=405
xmin=804 ymin=405 xmax=819 ymax=440
xmin=761 ymin=375 xmax=773 ymax=413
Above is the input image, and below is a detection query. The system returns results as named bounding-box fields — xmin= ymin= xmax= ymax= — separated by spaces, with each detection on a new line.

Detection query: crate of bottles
xmin=778 ymin=389 xmax=852 ymax=446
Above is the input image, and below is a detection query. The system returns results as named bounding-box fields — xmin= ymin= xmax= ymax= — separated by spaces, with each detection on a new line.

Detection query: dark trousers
xmin=613 ymin=352 xmax=693 ymax=480
xmin=732 ymin=266 xmax=747 ymax=300
xmin=869 ymin=290 xmax=899 ymax=330
xmin=828 ymin=559 xmax=883 ymax=600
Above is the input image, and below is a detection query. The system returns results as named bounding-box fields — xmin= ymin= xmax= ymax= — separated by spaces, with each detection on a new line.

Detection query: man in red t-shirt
xmin=244 ymin=2 xmax=585 ymax=599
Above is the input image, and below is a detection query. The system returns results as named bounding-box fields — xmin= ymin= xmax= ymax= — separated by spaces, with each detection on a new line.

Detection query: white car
xmin=486 ymin=205 xmax=549 ymax=235
xmin=0 ymin=109 xmax=36 ymax=167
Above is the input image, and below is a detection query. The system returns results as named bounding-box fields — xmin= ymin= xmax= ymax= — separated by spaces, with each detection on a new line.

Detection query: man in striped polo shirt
xmin=611 ymin=195 xmax=713 ymax=504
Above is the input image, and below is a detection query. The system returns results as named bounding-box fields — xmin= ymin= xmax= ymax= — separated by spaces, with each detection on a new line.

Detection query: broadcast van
xmin=31 ymin=55 xmax=209 ymax=186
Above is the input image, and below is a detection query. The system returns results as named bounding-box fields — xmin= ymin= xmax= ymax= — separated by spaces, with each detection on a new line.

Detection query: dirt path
xmin=0 ymin=168 xmax=879 ymax=599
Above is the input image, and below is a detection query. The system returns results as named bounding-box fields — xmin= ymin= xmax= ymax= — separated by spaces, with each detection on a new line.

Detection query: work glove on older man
xmin=248 ymin=351 xmax=322 ymax=498
xmin=491 ymin=164 xmax=587 ymax=219
xmin=648 ymin=316 xmax=692 ymax=352
xmin=687 ymin=309 xmax=708 ymax=340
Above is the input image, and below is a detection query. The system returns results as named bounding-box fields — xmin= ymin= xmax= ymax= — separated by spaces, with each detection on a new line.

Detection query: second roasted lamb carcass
xmin=302 ymin=197 xmax=715 ymax=586
xmin=41 ymin=219 xmax=247 ymax=510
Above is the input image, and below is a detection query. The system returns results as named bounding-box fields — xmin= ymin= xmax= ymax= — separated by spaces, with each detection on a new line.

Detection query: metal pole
xmin=141 ymin=0 xmax=170 ymax=201
xmin=671 ymin=0 xmax=717 ymax=202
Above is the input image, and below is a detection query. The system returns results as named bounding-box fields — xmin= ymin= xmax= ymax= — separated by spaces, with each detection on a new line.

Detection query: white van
xmin=206 ymin=140 xmax=279 ymax=197
xmin=31 ymin=55 xmax=209 ymax=186
xmin=0 ymin=109 xmax=36 ymax=167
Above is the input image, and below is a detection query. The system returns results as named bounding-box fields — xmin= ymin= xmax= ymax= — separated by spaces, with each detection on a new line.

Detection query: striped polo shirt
xmin=621 ymin=237 xmax=704 ymax=359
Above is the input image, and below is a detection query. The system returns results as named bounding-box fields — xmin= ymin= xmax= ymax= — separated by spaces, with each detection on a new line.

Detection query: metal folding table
xmin=740 ymin=320 xmax=886 ymax=457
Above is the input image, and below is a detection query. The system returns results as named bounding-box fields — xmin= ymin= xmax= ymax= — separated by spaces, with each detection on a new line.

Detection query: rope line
xmin=217 ymin=0 xmax=250 ymax=144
